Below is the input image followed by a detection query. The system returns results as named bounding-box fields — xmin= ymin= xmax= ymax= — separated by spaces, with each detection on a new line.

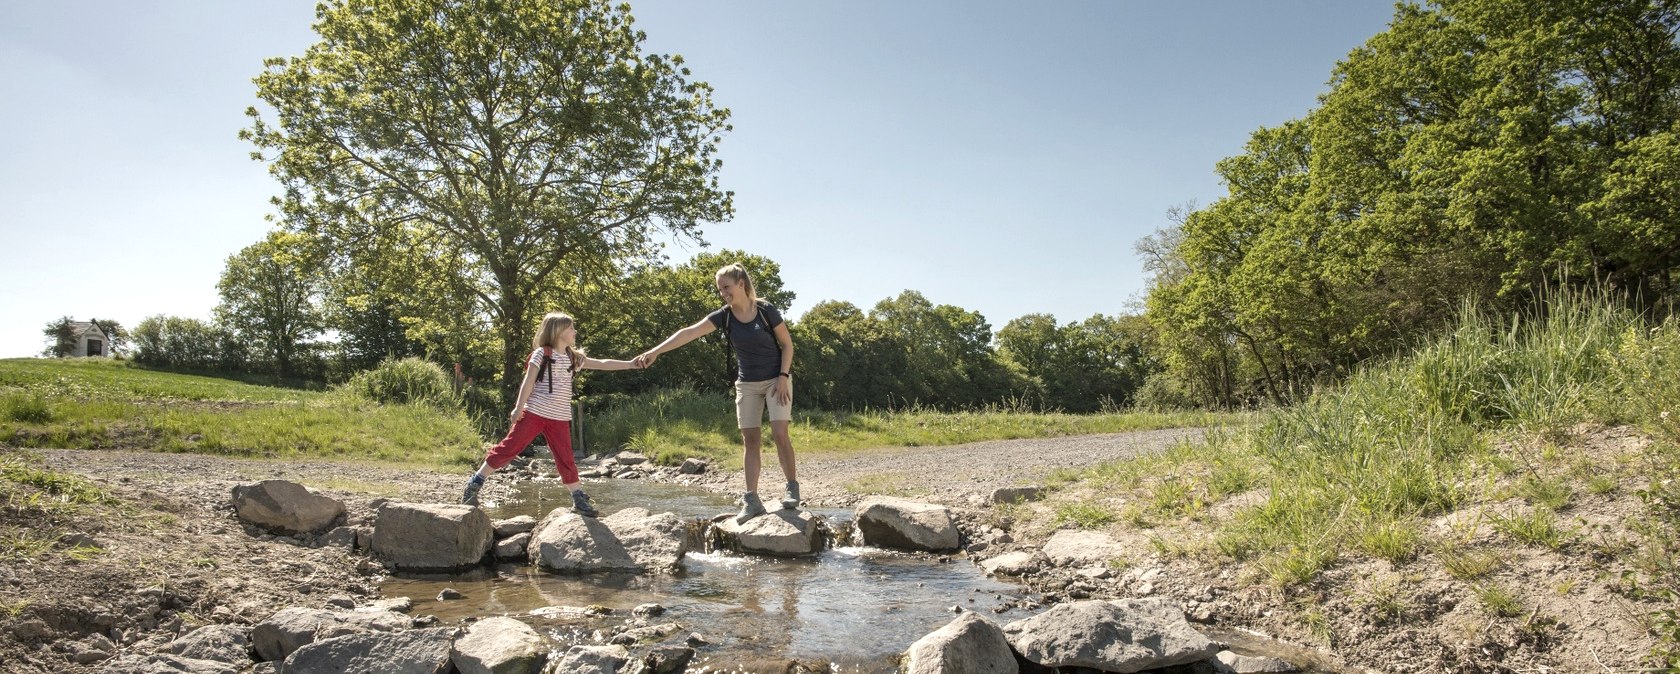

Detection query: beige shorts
xmin=734 ymin=378 xmax=792 ymax=429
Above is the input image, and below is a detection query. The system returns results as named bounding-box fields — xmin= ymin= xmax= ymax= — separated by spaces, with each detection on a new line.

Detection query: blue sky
xmin=0 ymin=1 xmax=1399 ymax=358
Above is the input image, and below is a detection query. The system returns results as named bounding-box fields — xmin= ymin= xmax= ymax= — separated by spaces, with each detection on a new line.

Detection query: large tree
xmin=244 ymin=0 xmax=733 ymax=400
xmin=215 ymin=231 xmax=325 ymax=378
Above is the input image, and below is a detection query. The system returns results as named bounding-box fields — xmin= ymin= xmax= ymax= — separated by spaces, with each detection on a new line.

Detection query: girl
xmin=461 ymin=312 xmax=639 ymax=516
xmin=636 ymin=263 xmax=799 ymax=523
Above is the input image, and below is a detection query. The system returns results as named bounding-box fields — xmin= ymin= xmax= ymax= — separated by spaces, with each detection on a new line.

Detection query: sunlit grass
xmin=0 ymin=359 xmax=482 ymax=469
xmin=586 ymin=386 xmax=1235 ymax=467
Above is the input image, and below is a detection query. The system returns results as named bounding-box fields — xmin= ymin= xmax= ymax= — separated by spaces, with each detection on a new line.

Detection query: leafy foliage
xmin=39 ymin=317 xmax=75 ymax=358
xmin=244 ymin=0 xmax=735 ymax=402
xmin=1142 ymin=0 xmax=1680 ymax=407
xmin=215 ymin=230 xmax=325 ymax=379
xmin=341 ymin=357 xmax=460 ymax=409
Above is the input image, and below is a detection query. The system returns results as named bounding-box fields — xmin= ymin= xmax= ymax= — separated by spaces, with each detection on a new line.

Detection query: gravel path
xmin=760 ymin=427 xmax=1205 ymax=506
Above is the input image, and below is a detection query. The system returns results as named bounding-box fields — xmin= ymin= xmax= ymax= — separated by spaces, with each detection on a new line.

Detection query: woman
xmin=637 ymin=263 xmax=798 ymax=523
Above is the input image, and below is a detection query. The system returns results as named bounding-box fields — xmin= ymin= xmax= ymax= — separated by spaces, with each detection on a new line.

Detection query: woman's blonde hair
xmin=532 ymin=312 xmax=584 ymax=373
xmin=716 ymin=263 xmax=759 ymax=306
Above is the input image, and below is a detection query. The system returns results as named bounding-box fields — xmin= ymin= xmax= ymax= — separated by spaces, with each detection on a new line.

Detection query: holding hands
xmin=634 ymin=350 xmax=660 ymax=369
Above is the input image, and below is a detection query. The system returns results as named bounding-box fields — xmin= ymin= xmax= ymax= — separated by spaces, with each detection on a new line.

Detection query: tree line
xmin=1138 ymin=0 xmax=1680 ymax=408
xmin=125 ymin=238 xmax=1158 ymax=416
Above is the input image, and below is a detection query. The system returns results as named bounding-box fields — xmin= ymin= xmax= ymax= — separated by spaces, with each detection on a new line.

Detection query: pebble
xmin=437 ymin=588 xmax=464 ymax=601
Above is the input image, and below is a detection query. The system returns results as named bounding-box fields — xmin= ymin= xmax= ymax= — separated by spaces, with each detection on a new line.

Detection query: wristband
xmin=779 ymin=372 xmax=790 ymax=378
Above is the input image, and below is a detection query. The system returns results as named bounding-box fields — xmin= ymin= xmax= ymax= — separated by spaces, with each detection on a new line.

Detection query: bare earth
xmin=0 ymin=426 xmax=1661 ymax=673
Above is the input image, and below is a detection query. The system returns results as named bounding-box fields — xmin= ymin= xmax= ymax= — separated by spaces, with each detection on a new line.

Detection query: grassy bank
xmin=0 ymin=358 xmax=481 ymax=468
xmin=583 ymin=387 xmax=1236 ymax=466
xmin=1032 ymin=289 xmax=1680 ymax=665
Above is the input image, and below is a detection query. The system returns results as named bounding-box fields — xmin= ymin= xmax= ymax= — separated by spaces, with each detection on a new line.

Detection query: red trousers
xmin=483 ymin=411 xmax=578 ymax=483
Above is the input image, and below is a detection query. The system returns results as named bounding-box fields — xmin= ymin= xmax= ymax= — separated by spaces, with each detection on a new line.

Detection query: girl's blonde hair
xmin=533 ymin=312 xmax=585 ymax=373
xmin=717 ymin=263 xmax=759 ymax=306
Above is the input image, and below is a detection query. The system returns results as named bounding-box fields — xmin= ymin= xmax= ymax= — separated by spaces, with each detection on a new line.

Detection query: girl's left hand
xmin=773 ymin=376 xmax=791 ymax=405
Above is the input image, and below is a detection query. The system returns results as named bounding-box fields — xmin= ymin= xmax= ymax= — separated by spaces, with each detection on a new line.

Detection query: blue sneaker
xmin=461 ymin=474 xmax=486 ymax=506
xmin=735 ymin=492 xmax=767 ymax=524
xmin=571 ymin=490 xmax=599 ymax=517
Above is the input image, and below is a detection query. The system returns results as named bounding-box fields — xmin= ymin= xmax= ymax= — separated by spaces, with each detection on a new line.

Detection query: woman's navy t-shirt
xmin=707 ymin=302 xmax=784 ymax=382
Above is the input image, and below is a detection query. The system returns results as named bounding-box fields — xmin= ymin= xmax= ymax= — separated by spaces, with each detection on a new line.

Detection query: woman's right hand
xmin=635 ymin=351 xmax=659 ymax=368
xmin=509 ymin=408 xmax=523 ymax=423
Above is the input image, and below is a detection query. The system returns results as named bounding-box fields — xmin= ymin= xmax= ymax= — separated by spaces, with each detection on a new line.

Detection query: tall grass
xmin=582 ymin=386 xmax=1235 ymax=466
xmin=1064 ymin=287 xmax=1679 ymax=587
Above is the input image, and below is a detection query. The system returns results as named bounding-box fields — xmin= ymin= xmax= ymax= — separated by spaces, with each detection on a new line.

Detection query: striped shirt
xmin=524 ymin=348 xmax=573 ymax=421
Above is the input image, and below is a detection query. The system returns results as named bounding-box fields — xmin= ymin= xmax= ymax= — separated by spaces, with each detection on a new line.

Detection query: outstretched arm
xmin=636 ymin=318 xmax=716 ymax=367
xmin=578 ymin=356 xmax=640 ymax=371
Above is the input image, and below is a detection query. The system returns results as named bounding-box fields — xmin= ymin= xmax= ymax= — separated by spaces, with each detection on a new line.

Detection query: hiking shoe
xmin=735 ymin=492 xmax=767 ymax=524
xmin=780 ymin=481 xmax=801 ymax=510
xmin=461 ymin=474 xmax=485 ymax=507
xmin=571 ymin=490 xmax=599 ymax=518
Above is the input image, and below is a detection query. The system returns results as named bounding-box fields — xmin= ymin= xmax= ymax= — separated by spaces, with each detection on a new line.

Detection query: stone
xmin=438 ymin=588 xmax=464 ymax=600
xmin=632 ymin=603 xmax=666 ymax=618
xmin=543 ymin=645 xmax=629 ymax=674
xmin=613 ymin=451 xmax=648 ymax=466
xmin=167 ymin=624 xmax=250 ymax=663
xmin=326 ymin=595 xmax=356 ymax=609
xmin=230 ymin=480 xmax=346 ymax=535
xmin=322 ymin=526 xmax=358 ymax=549
xmin=1217 ymin=650 xmax=1301 ymax=673
xmin=495 ymin=533 xmax=532 ymax=560
xmin=60 ymin=531 xmax=102 ymax=548
xmin=854 ymin=497 xmax=961 ymax=552
xmin=363 ymin=597 xmax=414 ymax=614
xmin=99 ymin=654 xmax=242 ymax=674
xmin=492 ymin=516 xmax=538 ymax=538
xmin=529 ymin=507 xmax=688 ymax=574
xmin=280 ymin=627 xmax=454 ymax=674
xmin=451 ymin=616 xmax=548 ymax=674
xmin=13 ymin=618 xmax=50 ymax=640
xmin=370 ymin=502 xmax=494 ymax=571
xmin=1003 ymin=599 xmax=1219 ymax=672
xmin=1078 ymin=566 xmax=1113 ymax=580
xmin=609 ymin=622 xmax=683 ymax=645
xmin=979 ymin=551 xmax=1041 ymax=577
xmin=904 ymin=611 xmax=1018 ymax=674
xmin=679 ymin=458 xmax=707 ymax=475
xmin=1042 ymin=529 xmax=1129 ymax=567
xmin=639 ymin=645 xmax=696 ymax=674
xmin=251 ymin=607 xmax=408 ymax=662
xmin=989 ymin=486 xmax=1042 ymax=505
xmin=714 ymin=508 xmax=825 ymax=556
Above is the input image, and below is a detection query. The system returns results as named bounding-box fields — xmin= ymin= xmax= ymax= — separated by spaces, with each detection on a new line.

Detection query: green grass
xmin=1041 ymin=287 xmax=1680 ymax=597
xmin=0 ymin=358 xmax=316 ymax=402
xmin=1053 ymin=501 xmax=1118 ymax=528
xmin=0 ymin=358 xmax=482 ymax=468
xmin=1474 ymin=583 xmax=1523 ymax=618
xmin=1489 ymin=507 xmax=1573 ymax=550
xmin=1439 ymin=545 xmax=1505 ymax=580
xmin=584 ymin=386 xmax=1236 ymax=467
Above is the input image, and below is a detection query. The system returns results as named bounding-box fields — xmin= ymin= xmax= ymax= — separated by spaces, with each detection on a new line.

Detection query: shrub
xmin=342 ymin=358 xmax=460 ymax=409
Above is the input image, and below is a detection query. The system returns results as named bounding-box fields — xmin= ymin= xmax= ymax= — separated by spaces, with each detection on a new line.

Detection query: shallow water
xmin=381 ymin=478 xmax=1037 ymax=670
xmin=382 ymin=478 xmax=1339 ymax=672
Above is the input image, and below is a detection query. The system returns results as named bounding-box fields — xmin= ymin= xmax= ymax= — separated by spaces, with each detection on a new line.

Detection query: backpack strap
xmin=534 ymin=346 xmax=554 ymax=394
